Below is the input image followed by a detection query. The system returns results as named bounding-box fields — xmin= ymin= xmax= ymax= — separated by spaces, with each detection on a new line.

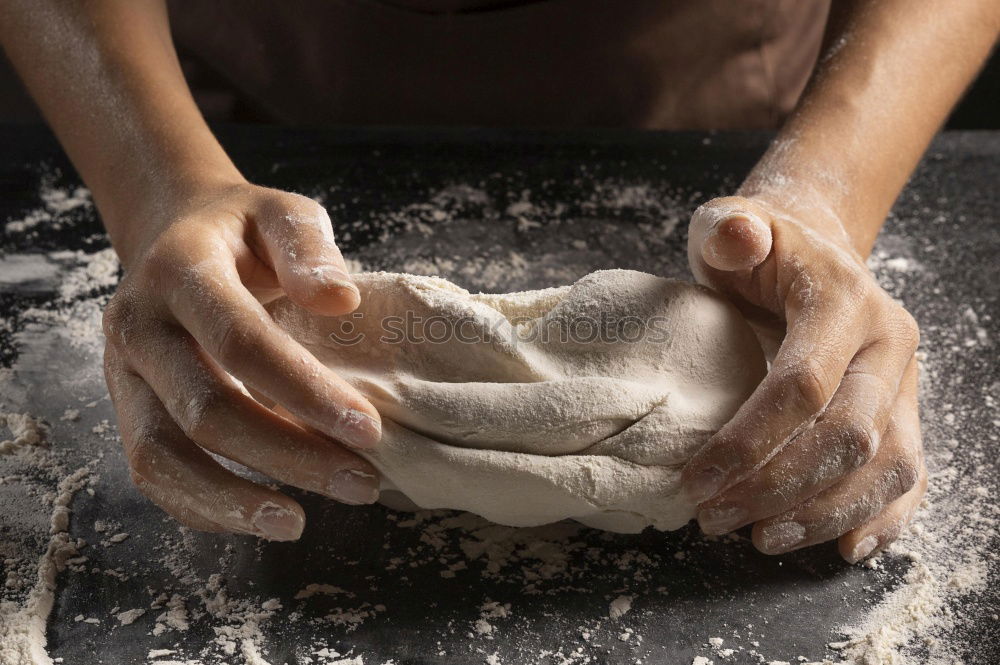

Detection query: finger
xmin=840 ymin=366 xmax=926 ymax=564
xmin=104 ymin=343 xmax=306 ymax=540
xmin=697 ymin=340 xmax=918 ymax=535
xmin=157 ymin=246 xmax=381 ymax=449
xmin=688 ymin=197 xmax=774 ymax=276
xmin=682 ymin=279 xmax=868 ymax=504
xmin=751 ymin=444 xmax=920 ymax=556
xmin=252 ymin=192 xmax=360 ymax=315
xmin=750 ymin=367 xmax=923 ymax=556
xmin=110 ymin=320 xmax=380 ymax=506
xmin=838 ymin=463 xmax=926 ymax=563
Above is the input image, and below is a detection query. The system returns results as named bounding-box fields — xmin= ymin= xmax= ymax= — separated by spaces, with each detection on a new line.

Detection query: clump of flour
xmin=0 ymin=413 xmax=94 ymax=665
xmin=4 ymin=176 xmax=91 ymax=235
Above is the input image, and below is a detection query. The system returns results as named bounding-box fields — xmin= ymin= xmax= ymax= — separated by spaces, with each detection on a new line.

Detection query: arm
xmin=1 ymin=0 xmax=382 ymax=539
xmin=683 ymin=0 xmax=999 ymax=561
xmin=743 ymin=0 xmax=1000 ymax=255
xmin=0 ymin=0 xmax=238 ymax=262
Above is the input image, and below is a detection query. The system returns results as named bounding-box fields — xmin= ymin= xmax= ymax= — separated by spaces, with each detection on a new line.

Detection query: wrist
xmin=739 ymin=184 xmax=846 ymax=237
xmin=737 ymin=160 xmax=882 ymax=258
xmin=102 ymin=162 xmax=247 ymax=270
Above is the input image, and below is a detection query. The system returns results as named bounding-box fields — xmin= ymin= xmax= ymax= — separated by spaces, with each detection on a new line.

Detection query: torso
xmin=168 ymin=0 xmax=830 ymax=129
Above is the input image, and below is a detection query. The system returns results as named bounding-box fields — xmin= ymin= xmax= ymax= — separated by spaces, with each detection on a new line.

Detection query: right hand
xmin=102 ymin=181 xmax=382 ymax=541
xmin=682 ymin=195 xmax=925 ymax=562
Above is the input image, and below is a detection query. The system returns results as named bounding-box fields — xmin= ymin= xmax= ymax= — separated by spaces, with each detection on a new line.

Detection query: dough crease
xmin=269 ymin=269 xmax=766 ymax=533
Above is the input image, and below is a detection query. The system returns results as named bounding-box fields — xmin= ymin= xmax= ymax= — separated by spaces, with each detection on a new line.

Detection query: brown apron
xmin=169 ymin=0 xmax=830 ymax=129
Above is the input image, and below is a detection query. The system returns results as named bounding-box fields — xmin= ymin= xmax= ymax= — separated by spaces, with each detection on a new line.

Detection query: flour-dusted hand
xmin=0 ymin=1 xmax=386 ymax=539
xmin=682 ymin=195 xmax=926 ymax=563
xmin=102 ymin=183 xmax=382 ymax=540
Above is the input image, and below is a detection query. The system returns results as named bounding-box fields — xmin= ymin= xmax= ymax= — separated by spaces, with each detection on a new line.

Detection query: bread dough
xmin=269 ymin=269 xmax=765 ymax=533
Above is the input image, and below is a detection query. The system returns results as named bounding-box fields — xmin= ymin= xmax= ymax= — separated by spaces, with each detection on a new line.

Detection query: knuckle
xmin=694 ymin=433 xmax=754 ymax=477
xmin=728 ymin=438 xmax=760 ymax=472
xmin=126 ymin=439 xmax=157 ymax=482
xmin=144 ymin=226 xmax=191 ymax=274
xmin=268 ymin=189 xmax=330 ymax=222
xmin=102 ymin=289 xmax=138 ymax=343
xmin=835 ymin=262 xmax=870 ymax=296
xmin=127 ymin=468 xmax=156 ymax=502
xmin=146 ymin=223 xmax=229 ymax=287
xmin=890 ymin=455 xmax=922 ymax=497
xmin=784 ymin=359 xmax=833 ymax=415
xmin=841 ymin=421 xmax=880 ymax=467
xmin=873 ymin=297 xmax=921 ymax=352
xmin=101 ymin=296 xmax=123 ymax=341
xmin=287 ymin=190 xmax=327 ymax=214
xmin=173 ymin=386 xmax=230 ymax=441
xmin=297 ymin=195 xmax=330 ymax=220
xmin=206 ymin=313 xmax=249 ymax=368
xmin=896 ymin=309 xmax=921 ymax=352
xmin=102 ymin=347 xmax=118 ymax=389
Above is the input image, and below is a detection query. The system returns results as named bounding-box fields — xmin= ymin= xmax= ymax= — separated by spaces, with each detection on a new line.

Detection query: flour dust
xmin=0 ymin=169 xmax=996 ymax=665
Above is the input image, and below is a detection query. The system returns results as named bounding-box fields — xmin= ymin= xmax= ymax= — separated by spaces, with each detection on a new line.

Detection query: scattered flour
xmin=0 ymin=453 xmax=93 ymax=665
xmin=0 ymin=173 xmax=996 ymax=665
xmin=3 ymin=180 xmax=91 ymax=235
xmin=116 ymin=608 xmax=146 ymax=625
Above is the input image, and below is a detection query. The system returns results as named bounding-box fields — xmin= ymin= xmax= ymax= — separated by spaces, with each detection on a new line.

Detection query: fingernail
xmin=309 ymin=265 xmax=359 ymax=295
xmin=847 ymin=535 xmax=879 ymax=564
xmin=328 ymin=469 xmax=380 ymax=505
xmin=683 ymin=466 xmax=727 ymax=505
xmin=251 ymin=502 xmax=303 ymax=541
xmin=339 ymin=410 xmax=382 ymax=449
xmin=311 ymin=408 xmax=382 ymax=449
xmin=309 ymin=264 xmax=353 ymax=284
xmin=698 ymin=505 xmax=748 ymax=535
xmin=758 ymin=521 xmax=806 ymax=554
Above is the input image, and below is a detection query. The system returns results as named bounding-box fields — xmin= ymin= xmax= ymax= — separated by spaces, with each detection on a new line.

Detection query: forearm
xmin=0 ymin=0 xmax=243 ymax=265
xmin=740 ymin=0 xmax=1000 ymax=256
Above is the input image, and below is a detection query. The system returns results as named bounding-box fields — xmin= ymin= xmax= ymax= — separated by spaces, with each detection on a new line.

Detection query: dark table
xmin=1 ymin=126 xmax=997 ymax=665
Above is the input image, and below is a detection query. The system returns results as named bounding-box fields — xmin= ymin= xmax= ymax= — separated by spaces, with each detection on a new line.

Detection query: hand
xmin=102 ymin=181 xmax=382 ymax=541
xmin=681 ymin=195 xmax=926 ymax=563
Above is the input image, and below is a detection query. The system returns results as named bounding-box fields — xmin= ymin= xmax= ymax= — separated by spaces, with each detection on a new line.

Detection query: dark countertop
xmin=0 ymin=126 xmax=997 ymax=665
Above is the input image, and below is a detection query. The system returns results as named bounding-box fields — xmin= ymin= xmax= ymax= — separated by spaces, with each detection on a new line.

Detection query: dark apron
xmin=168 ymin=0 xmax=829 ymax=129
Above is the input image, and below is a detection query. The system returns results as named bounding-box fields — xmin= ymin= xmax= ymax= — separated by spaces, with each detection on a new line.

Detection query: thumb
xmin=688 ymin=197 xmax=773 ymax=275
xmin=256 ymin=194 xmax=361 ymax=316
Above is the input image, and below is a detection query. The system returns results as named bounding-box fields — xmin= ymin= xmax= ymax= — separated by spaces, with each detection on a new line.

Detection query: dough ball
xmin=269 ymin=269 xmax=765 ymax=533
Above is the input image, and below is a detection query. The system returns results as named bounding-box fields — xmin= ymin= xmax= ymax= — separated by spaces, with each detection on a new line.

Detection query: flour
xmin=295 ymin=584 xmax=352 ymax=600
xmin=1 ymin=170 xmax=997 ymax=664
xmin=3 ymin=179 xmax=91 ymax=235
xmin=0 ymin=448 xmax=92 ymax=665
xmin=0 ymin=255 xmax=61 ymax=289
xmin=608 ymin=596 xmax=632 ymax=620
xmin=115 ymin=608 xmax=146 ymax=625
xmin=829 ymin=444 xmax=996 ymax=664
xmin=10 ymin=248 xmax=119 ymax=355
xmin=0 ymin=413 xmax=49 ymax=454
xmin=52 ymin=248 xmax=119 ymax=302
xmin=345 ymin=180 xmax=690 ymax=293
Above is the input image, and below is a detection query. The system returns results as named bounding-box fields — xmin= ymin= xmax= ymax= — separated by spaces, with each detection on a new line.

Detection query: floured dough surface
xmin=269 ymin=269 xmax=765 ymax=533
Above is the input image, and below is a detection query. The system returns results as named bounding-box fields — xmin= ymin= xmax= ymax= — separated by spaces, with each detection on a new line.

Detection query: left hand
xmin=681 ymin=194 xmax=927 ymax=563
